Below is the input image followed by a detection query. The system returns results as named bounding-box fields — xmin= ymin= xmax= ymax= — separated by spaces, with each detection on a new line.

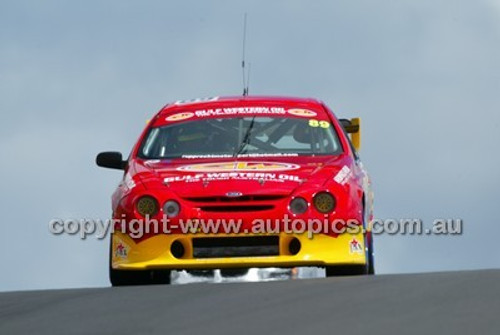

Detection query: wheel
xmin=187 ymin=269 xmax=215 ymax=277
xmin=325 ymin=264 xmax=368 ymax=277
xmin=363 ymin=199 xmax=375 ymax=275
xmin=220 ymin=268 xmax=249 ymax=277
xmin=366 ymin=231 xmax=375 ymax=275
xmin=109 ymin=237 xmax=171 ymax=286
xmin=110 ymin=268 xmax=171 ymax=286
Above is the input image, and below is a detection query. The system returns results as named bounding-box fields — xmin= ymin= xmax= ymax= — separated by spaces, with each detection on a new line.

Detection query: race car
xmin=96 ymin=96 xmax=374 ymax=286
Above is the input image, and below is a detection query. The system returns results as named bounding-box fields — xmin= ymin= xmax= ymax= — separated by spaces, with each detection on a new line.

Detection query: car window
xmin=139 ymin=116 xmax=343 ymax=159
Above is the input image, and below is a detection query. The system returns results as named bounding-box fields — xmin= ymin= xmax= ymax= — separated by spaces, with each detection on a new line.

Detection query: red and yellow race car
xmin=96 ymin=96 xmax=374 ymax=285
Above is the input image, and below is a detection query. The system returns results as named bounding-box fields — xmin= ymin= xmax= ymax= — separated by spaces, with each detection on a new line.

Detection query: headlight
xmin=163 ymin=200 xmax=180 ymax=217
xmin=136 ymin=196 xmax=159 ymax=217
xmin=313 ymin=192 xmax=336 ymax=213
xmin=289 ymin=197 xmax=308 ymax=215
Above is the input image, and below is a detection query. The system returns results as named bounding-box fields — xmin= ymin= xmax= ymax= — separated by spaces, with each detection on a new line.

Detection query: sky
xmin=1 ymin=0 xmax=499 ymax=292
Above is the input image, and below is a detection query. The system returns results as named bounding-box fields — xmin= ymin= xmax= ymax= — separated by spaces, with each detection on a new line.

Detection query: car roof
xmin=157 ymin=95 xmax=326 ymax=116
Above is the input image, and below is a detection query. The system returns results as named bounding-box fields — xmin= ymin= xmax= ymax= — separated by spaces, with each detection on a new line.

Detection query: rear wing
xmin=339 ymin=118 xmax=361 ymax=151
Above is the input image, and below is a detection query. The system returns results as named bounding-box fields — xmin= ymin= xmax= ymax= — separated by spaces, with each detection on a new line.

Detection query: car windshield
xmin=138 ymin=117 xmax=343 ymax=159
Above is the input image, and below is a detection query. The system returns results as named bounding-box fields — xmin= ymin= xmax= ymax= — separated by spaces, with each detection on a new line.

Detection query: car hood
xmin=134 ymin=156 xmax=350 ymax=197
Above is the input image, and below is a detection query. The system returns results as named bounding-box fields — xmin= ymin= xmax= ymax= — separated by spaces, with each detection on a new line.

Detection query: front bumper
xmin=111 ymin=231 xmax=367 ymax=270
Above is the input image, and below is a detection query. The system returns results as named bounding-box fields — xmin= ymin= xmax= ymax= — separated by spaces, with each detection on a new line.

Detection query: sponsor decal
xmin=181 ymin=153 xmax=299 ymax=159
xmin=124 ymin=173 xmax=136 ymax=190
xmin=177 ymin=161 xmax=300 ymax=172
xmin=173 ymin=97 xmax=219 ymax=105
xmin=144 ymin=159 xmax=161 ymax=166
xmin=225 ymin=191 xmax=243 ymax=197
xmin=165 ymin=112 xmax=195 ymax=122
xmin=115 ymin=243 xmax=129 ymax=259
xmin=308 ymin=119 xmax=331 ymax=128
xmin=164 ymin=172 xmax=302 ymax=184
xmin=287 ymin=108 xmax=317 ymax=117
xmin=349 ymin=238 xmax=363 ymax=254
xmin=334 ymin=165 xmax=352 ymax=185
xmin=194 ymin=106 xmax=287 ymax=117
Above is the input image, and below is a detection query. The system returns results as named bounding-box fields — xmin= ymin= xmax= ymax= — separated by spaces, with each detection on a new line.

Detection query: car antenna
xmin=241 ymin=13 xmax=251 ymax=96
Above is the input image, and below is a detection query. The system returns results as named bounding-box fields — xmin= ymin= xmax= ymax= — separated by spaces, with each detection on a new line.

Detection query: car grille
xmin=192 ymin=236 xmax=280 ymax=258
xmin=183 ymin=195 xmax=285 ymax=202
xmin=199 ymin=205 xmax=274 ymax=212
xmin=183 ymin=194 xmax=286 ymax=213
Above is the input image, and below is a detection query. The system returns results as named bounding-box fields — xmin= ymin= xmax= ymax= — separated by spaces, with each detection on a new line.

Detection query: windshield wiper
xmin=233 ymin=116 xmax=256 ymax=157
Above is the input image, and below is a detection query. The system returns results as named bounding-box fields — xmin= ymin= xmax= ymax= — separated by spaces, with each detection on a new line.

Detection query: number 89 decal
xmin=308 ymin=119 xmax=330 ymax=128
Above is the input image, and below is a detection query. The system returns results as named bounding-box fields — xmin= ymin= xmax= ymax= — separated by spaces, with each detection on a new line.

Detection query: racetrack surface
xmin=1 ymin=269 xmax=499 ymax=335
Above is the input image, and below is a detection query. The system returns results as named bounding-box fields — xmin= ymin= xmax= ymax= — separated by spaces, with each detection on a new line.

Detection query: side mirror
xmin=96 ymin=152 xmax=127 ymax=170
xmin=339 ymin=118 xmax=361 ymax=151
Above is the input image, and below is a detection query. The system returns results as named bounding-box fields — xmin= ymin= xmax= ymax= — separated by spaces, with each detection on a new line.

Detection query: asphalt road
xmin=1 ymin=269 xmax=499 ymax=335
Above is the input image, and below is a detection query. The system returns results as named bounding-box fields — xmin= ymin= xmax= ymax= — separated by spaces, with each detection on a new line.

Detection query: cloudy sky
xmin=1 ymin=0 xmax=499 ymax=291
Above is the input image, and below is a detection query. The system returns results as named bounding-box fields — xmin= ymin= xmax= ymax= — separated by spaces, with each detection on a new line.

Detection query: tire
xmin=220 ymin=268 xmax=249 ymax=277
xmin=325 ymin=264 xmax=368 ymax=277
xmin=110 ymin=268 xmax=171 ymax=286
xmin=109 ymin=237 xmax=171 ymax=286
xmin=366 ymin=231 xmax=375 ymax=275
xmin=187 ymin=269 xmax=215 ymax=277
